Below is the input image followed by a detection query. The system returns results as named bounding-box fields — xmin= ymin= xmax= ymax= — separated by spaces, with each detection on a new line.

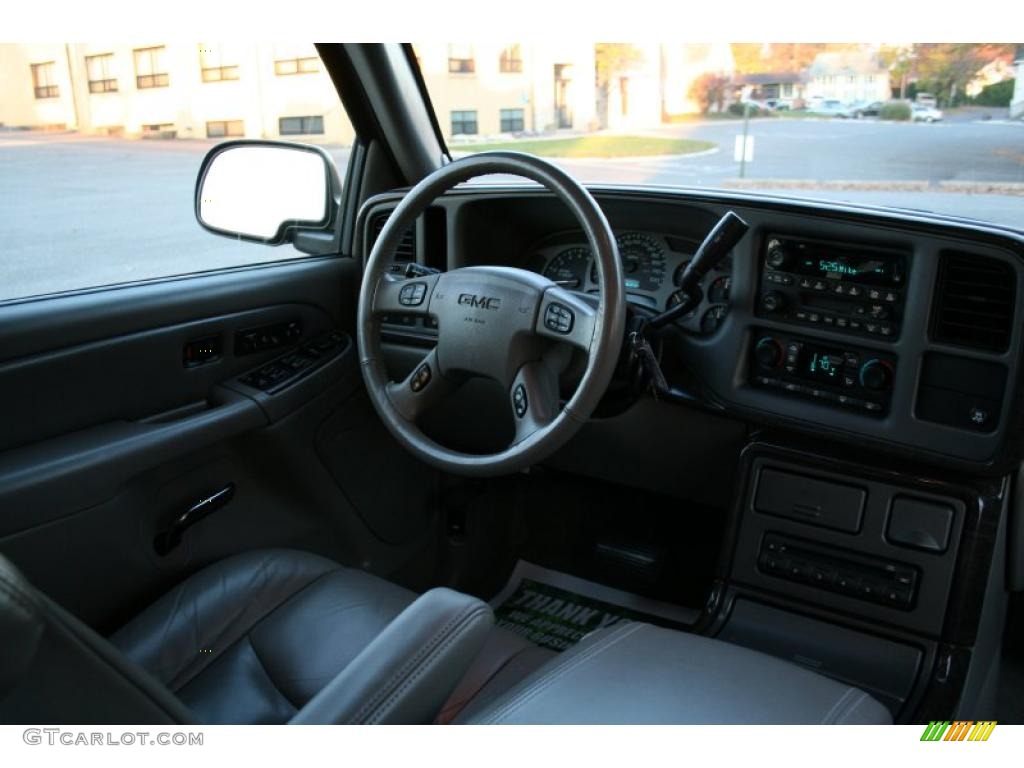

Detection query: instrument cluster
xmin=532 ymin=230 xmax=733 ymax=335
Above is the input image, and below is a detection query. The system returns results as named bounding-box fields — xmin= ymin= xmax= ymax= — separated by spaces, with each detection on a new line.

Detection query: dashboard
xmin=362 ymin=186 xmax=1024 ymax=475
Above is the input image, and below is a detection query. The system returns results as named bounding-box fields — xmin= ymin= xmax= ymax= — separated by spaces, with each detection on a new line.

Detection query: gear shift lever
xmin=626 ymin=211 xmax=749 ymax=400
xmin=645 ymin=211 xmax=749 ymax=330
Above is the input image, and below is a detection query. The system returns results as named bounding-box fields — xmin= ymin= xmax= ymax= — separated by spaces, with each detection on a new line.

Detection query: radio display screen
xmin=788 ymin=242 xmax=905 ymax=287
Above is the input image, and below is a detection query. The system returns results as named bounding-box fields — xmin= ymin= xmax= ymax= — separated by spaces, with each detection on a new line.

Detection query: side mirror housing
xmin=194 ymin=140 xmax=341 ymax=254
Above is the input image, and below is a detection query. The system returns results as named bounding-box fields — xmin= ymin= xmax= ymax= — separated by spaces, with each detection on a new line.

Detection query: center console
xmin=705 ymin=442 xmax=1003 ymax=722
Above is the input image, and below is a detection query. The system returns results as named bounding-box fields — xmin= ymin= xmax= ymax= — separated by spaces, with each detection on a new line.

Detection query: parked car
xmin=852 ymin=101 xmax=884 ymax=118
xmin=912 ymin=104 xmax=944 ymax=122
xmin=816 ymin=99 xmax=856 ymax=118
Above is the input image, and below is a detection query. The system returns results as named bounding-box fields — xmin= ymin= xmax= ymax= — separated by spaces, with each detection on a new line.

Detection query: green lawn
xmin=448 ymin=135 xmax=716 ymax=159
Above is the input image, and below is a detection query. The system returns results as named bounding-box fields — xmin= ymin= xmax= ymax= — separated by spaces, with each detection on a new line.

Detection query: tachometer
xmin=543 ymin=246 xmax=592 ymax=289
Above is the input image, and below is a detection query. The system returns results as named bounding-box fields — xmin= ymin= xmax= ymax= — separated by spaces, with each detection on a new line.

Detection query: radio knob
xmin=760 ymin=291 xmax=786 ymax=314
xmin=859 ymin=359 xmax=893 ymax=391
xmin=766 ymin=246 xmax=790 ymax=270
xmin=755 ymin=337 xmax=784 ymax=369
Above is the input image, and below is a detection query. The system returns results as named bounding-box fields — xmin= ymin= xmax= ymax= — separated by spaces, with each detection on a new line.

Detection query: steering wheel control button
xmin=543 ymin=302 xmax=574 ymax=334
xmin=512 ymin=384 xmax=528 ymax=418
xmin=399 ymin=281 xmax=428 ymax=307
xmin=410 ymin=363 xmax=432 ymax=393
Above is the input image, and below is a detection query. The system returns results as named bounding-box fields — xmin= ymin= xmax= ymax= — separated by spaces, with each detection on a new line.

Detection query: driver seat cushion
xmin=109 ymin=548 xmax=418 ymax=724
xmin=460 ymin=621 xmax=893 ymax=724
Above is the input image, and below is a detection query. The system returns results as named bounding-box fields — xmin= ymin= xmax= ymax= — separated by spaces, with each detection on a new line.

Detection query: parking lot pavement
xmin=1 ymin=121 xmax=1021 ymax=302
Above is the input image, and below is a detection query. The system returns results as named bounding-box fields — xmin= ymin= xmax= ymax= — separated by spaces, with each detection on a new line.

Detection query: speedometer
xmin=543 ymin=246 xmax=592 ymax=289
xmin=591 ymin=232 xmax=666 ymax=292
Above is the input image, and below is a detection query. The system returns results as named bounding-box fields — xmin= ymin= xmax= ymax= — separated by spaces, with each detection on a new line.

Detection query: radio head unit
xmin=759 ymin=234 xmax=910 ymax=340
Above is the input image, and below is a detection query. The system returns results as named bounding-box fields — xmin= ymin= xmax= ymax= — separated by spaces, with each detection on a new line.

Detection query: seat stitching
xmin=349 ymin=601 xmax=480 ymax=723
xmin=831 ymin=689 xmax=870 ymax=724
xmin=819 ymin=686 xmax=858 ymax=724
xmin=477 ymin=622 xmax=643 ymax=725
xmin=362 ymin=604 xmax=490 ymax=724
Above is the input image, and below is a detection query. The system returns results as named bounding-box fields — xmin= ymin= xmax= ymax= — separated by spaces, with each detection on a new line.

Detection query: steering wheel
xmin=357 ymin=152 xmax=626 ymax=477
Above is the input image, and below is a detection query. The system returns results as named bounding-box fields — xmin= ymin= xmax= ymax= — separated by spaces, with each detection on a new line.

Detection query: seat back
xmin=0 ymin=554 xmax=194 ymax=724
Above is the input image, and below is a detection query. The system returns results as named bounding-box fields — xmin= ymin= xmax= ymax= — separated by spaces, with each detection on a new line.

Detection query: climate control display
xmin=750 ymin=330 xmax=897 ymax=417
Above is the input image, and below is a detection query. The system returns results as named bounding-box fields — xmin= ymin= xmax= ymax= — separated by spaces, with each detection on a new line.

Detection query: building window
xmin=448 ymin=44 xmax=475 ymax=74
xmin=85 ymin=54 xmax=117 ymax=93
xmin=30 ymin=62 xmax=58 ymax=99
xmin=450 ymin=110 xmax=478 ymax=135
xmin=279 ymin=115 xmax=324 ymax=135
xmin=499 ymin=45 xmax=523 ymax=73
xmin=134 ymin=46 xmax=169 ymax=89
xmin=274 ymin=57 xmax=319 ymax=76
xmin=499 ymin=108 xmax=524 ymax=132
xmin=206 ymin=120 xmax=244 ymax=138
xmin=199 ymin=46 xmax=240 ymax=82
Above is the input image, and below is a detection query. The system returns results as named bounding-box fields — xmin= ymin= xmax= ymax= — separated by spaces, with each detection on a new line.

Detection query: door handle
xmin=154 ymin=483 xmax=235 ymax=555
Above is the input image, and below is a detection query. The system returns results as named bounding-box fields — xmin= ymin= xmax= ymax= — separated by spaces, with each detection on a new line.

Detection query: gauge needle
xmin=554 ymin=279 xmax=580 ymax=288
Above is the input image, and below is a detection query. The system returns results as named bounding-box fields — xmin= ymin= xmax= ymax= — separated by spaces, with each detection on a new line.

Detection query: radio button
xmin=795 ymin=310 xmax=808 ymax=321
xmin=834 ymin=284 xmax=846 ymax=295
xmin=868 ymin=288 xmax=882 ymax=300
xmin=884 ymin=291 xmax=899 ymax=303
xmin=843 ymin=352 xmax=860 ymax=367
xmin=847 ymin=286 xmax=863 ymax=298
xmin=812 ymin=280 xmax=828 ymax=291
xmin=835 ymin=317 xmax=849 ymax=329
xmin=799 ymin=278 xmax=813 ymax=289
xmin=823 ymin=315 xmax=835 ymax=326
xmin=808 ymin=312 xmax=821 ymax=323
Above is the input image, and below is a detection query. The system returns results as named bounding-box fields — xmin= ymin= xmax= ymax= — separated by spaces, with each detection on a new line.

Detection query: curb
xmin=722 ymin=179 xmax=1024 ymax=196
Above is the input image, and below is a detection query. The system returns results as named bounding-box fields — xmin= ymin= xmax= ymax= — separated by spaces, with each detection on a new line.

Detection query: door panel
xmin=0 ymin=256 xmax=438 ymax=629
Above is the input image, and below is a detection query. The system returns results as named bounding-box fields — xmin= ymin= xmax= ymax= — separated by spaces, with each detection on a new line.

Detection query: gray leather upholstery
xmin=436 ymin=627 xmax=556 ymax=724
xmin=0 ymin=553 xmax=193 ymax=724
xmin=293 ymin=585 xmax=493 ymax=724
xmin=1 ymin=548 xmax=493 ymax=725
xmin=462 ymin=622 xmax=893 ymax=724
xmin=111 ymin=548 xmax=417 ymax=723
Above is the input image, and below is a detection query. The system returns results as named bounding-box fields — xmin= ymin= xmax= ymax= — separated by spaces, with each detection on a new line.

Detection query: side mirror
xmin=195 ymin=140 xmax=340 ymax=252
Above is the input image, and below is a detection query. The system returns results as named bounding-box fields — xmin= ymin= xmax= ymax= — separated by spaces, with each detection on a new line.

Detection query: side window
xmin=0 ymin=43 xmax=355 ymax=302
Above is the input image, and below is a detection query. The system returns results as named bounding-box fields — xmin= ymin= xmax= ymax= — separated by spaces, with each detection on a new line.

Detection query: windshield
xmin=417 ymin=43 xmax=1023 ymax=229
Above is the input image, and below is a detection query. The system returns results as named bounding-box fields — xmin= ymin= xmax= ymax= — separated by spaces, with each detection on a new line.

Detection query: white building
xmin=0 ymin=43 xmax=354 ymax=144
xmin=805 ymin=51 xmax=891 ymax=104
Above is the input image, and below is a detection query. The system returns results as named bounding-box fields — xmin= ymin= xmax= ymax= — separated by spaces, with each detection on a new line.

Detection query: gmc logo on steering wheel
xmin=458 ymin=293 xmax=502 ymax=310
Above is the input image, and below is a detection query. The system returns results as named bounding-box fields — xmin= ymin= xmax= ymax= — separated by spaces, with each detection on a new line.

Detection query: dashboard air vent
xmin=931 ymin=252 xmax=1015 ymax=353
xmin=368 ymin=211 xmax=416 ymax=262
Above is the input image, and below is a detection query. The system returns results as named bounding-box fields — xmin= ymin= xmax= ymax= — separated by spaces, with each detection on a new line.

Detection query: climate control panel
xmin=757 ymin=234 xmax=909 ymax=341
xmin=750 ymin=330 xmax=897 ymax=416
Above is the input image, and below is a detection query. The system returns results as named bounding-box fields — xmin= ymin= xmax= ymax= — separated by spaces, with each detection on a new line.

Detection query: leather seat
xmin=0 ymin=549 xmax=493 ymax=724
xmin=458 ymin=621 xmax=892 ymax=724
